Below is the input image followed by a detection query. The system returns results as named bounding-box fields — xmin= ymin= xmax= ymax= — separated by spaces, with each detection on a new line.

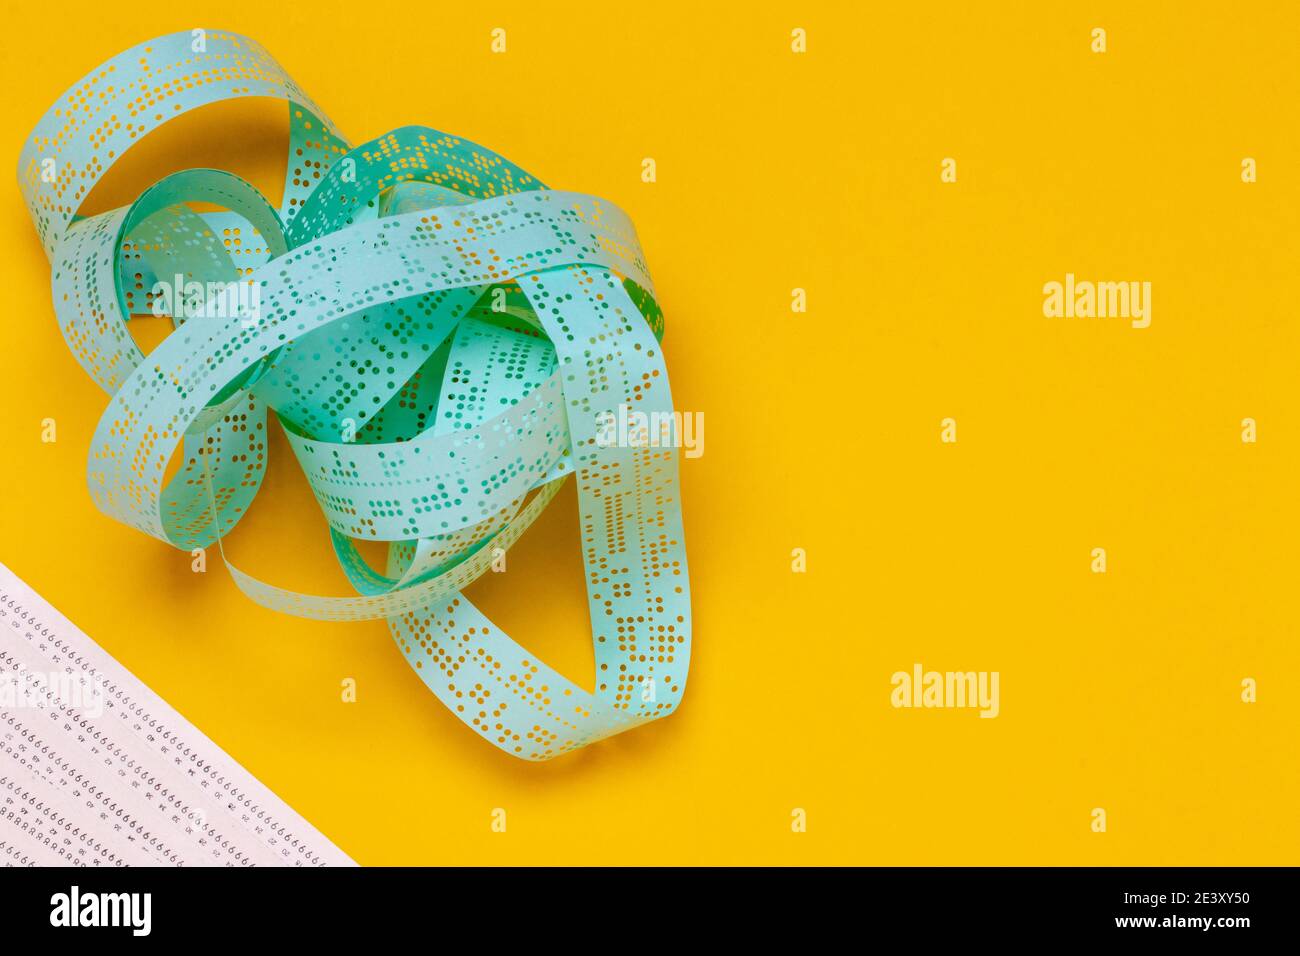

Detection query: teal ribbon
xmin=19 ymin=31 xmax=690 ymax=760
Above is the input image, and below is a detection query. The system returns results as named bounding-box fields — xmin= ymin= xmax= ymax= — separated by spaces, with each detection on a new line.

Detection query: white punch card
xmin=0 ymin=561 xmax=354 ymax=867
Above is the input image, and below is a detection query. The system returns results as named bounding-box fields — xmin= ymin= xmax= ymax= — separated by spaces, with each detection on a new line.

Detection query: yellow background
xmin=2 ymin=1 xmax=1296 ymax=864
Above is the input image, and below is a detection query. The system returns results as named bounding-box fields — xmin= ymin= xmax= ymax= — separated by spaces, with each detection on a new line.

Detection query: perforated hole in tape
xmin=17 ymin=30 xmax=691 ymax=761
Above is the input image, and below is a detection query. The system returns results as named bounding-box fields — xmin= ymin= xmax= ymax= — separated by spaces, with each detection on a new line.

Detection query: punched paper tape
xmin=18 ymin=31 xmax=691 ymax=761
xmin=0 ymin=561 xmax=354 ymax=866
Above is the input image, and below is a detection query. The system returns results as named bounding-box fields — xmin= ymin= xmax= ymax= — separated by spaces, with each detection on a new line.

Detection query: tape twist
xmin=19 ymin=30 xmax=691 ymax=760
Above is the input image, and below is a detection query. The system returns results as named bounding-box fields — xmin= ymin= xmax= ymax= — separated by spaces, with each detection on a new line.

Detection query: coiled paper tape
xmin=18 ymin=30 xmax=691 ymax=761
